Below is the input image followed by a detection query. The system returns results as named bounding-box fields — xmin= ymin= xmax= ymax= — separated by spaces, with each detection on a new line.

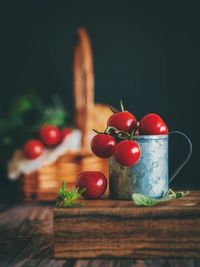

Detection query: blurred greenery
xmin=0 ymin=91 xmax=71 ymax=175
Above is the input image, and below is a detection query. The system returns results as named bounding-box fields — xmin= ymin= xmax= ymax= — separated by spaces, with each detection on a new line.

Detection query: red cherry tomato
xmin=39 ymin=125 xmax=61 ymax=146
xmin=114 ymin=140 xmax=141 ymax=167
xmin=61 ymin=128 xmax=73 ymax=141
xmin=107 ymin=111 xmax=137 ymax=133
xmin=76 ymin=171 xmax=107 ymax=199
xmin=23 ymin=139 xmax=44 ymax=160
xmin=139 ymin=113 xmax=169 ymax=135
xmin=90 ymin=134 xmax=116 ymax=158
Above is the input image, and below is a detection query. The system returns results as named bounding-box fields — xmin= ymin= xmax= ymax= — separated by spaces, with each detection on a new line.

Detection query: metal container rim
xmin=133 ymin=134 xmax=168 ymax=140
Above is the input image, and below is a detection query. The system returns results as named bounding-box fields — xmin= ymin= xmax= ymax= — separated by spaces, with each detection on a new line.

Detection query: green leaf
xmin=132 ymin=189 xmax=190 ymax=207
xmin=132 ymin=193 xmax=161 ymax=206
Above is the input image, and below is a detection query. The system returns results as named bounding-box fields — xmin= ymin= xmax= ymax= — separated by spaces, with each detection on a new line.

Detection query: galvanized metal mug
xmin=109 ymin=131 xmax=192 ymax=199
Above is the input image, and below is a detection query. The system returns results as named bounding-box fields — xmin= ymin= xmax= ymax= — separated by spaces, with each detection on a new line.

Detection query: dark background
xmin=0 ymin=1 xmax=199 ymax=195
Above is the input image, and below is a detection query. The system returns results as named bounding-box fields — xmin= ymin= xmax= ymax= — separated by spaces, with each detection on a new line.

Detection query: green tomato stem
xmin=108 ymin=105 xmax=119 ymax=114
xmin=120 ymin=100 xmax=125 ymax=112
xmin=117 ymin=130 xmax=130 ymax=139
xmin=92 ymin=128 xmax=101 ymax=134
xmin=105 ymin=126 xmax=119 ymax=134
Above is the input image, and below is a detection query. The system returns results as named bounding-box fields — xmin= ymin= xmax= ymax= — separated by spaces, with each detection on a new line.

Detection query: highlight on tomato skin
xmin=23 ymin=139 xmax=44 ymax=160
xmin=107 ymin=111 xmax=137 ymax=133
xmin=39 ymin=125 xmax=62 ymax=146
xmin=114 ymin=140 xmax=141 ymax=167
xmin=76 ymin=171 xmax=107 ymax=199
xmin=90 ymin=134 xmax=117 ymax=158
xmin=139 ymin=113 xmax=169 ymax=135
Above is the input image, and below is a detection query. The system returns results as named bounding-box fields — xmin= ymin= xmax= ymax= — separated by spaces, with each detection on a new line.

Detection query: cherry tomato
xmin=90 ymin=134 xmax=116 ymax=158
xmin=39 ymin=125 xmax=61 ymax=146
xmin=114 ymin=140 xmax=141 ymax=167
xmin=23 ymin=139 xmax=44 ymax=160
xmin=107 ymin=111 xmax=137 ymax=133
xmin=139 ymin=113 xmax=169 ymax=135
xmin=76 ymin=171 xmax=107 ymax=199
xmin=61 ymin=128 xmax=73 ymax=141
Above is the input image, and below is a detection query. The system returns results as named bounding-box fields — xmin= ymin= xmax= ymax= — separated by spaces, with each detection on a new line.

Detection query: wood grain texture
xmin=0 ymin=204 xmax=200 ymax=266
xmin=54 ymin=191 xmax=200 ymax=259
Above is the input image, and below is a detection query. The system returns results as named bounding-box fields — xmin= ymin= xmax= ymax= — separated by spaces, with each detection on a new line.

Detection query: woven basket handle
xmin=73 ymin=28 xmax=95 ymax=149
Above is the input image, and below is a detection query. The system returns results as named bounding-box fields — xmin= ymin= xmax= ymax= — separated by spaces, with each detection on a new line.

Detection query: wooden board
xmin=54 ymin=191 xmax=200 ymax=259
xmin=1 ymin=203 xmax=200 ymax=266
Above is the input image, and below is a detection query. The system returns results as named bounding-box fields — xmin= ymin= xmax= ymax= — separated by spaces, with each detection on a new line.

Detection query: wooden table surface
xmin=54 ymin=191 xmax=200 ymax=259
xmin=0 ymin=203 xmax=200 ymax=267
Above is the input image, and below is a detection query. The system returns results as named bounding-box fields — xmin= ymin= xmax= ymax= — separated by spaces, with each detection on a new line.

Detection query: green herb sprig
xmin=56 ymin=180 xmax=85 ymax=208
xmin=132 ymin=189 xmax=190 ymax=206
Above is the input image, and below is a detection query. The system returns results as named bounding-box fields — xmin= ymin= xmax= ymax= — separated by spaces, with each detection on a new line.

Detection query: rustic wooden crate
xmin=53 ymin=191 xmax=200 ymax=259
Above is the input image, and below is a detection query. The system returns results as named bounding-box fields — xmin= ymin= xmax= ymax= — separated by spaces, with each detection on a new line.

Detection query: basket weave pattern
xmin=22 ymin=29 xmax=111 ymax=201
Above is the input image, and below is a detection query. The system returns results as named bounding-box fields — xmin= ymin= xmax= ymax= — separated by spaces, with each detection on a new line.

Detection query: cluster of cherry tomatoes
xmin=23 ymin=125 xmax=72 ymax=160
xmin=90 ymin=101 xmax=168 ymax=167
xmin=75 ymin=102 xmax=169 ymax=200
xmin=23 ymin=101 xmax=169 ymax=200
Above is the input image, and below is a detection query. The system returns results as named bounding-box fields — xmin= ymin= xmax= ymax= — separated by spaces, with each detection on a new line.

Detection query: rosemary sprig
xmin=56 ymin=180 xmax=85 ymax=208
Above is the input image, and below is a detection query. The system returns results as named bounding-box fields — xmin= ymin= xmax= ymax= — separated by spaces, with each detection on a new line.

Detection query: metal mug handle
xmin=169 ymin=131 xmax=192 ymax=183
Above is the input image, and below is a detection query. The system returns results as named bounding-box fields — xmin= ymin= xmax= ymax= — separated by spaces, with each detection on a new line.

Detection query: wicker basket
xmin=22 ymin=28 xmax=112 ymax=201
